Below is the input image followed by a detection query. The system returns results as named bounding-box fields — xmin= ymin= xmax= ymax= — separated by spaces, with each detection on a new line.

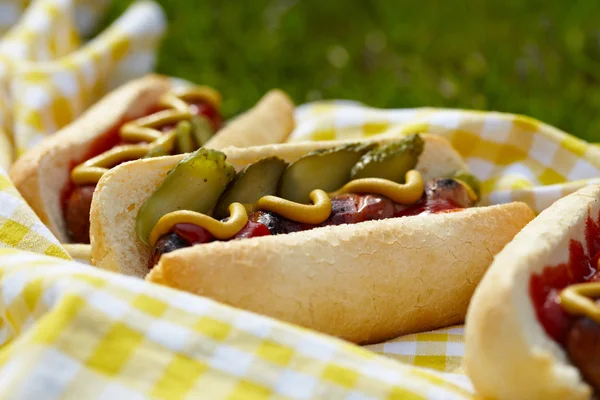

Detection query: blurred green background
xmin=103 ymin=0 xmax=600 ymax=142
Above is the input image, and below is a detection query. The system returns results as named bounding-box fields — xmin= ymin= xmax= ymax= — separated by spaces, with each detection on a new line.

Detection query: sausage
xmin=65 ymin=185 xmax=96 ymax=244
xmin=566 ymin=316 xmax=600 ymax=392
xmin=252 ymin=211 xmax=303 ymax=235
xmin=148 ymin=233 xmax=191 ymax=269
xmin=424 ymin=178 xmax=473 ymax=209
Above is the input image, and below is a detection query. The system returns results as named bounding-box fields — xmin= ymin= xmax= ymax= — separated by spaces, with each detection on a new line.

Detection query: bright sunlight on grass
xmin=101 ymin=0 xmax=600 ymax=142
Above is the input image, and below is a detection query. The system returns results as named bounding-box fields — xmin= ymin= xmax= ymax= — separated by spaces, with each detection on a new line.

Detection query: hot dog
xmin=10 ymin=74 xmax=295 ymax=244
xmin=89 ymin=134 xmax=534 ymax=344
xmin=465 ymin=184 xmax=600 ymax=400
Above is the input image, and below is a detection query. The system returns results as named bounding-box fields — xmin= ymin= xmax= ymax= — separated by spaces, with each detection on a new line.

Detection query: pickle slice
xmin=136 ymin=148 xmax=236 ymax=245
xmin=451 ymin=170 xmax=481 ymax=199
xmin=350 ymin=134 xmax=424 ymax=183
xmin=278 ymin=143 xmax=373 ymax=204
xmin=213 ymin=157 xmax=287 ymax=219
xmin=191 ymin=115 xmax=214 ymax=147
xmin=175 ymin=121 xmax=195 ymax=153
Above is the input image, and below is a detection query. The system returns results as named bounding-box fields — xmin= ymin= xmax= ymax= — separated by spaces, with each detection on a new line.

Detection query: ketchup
xmin=530 ymin=210 xmax=600 ymax=344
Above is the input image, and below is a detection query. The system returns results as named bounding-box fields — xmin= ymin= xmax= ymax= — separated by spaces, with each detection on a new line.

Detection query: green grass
xmin=101 ymin=0 xmax=600 ymax=142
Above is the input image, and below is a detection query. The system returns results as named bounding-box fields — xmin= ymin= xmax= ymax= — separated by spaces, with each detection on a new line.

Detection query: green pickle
xmin=350 ymin=134 xmax=424 ymax=182
xmin=451 ymin=170 xmax=481 ymax=199
xmin=278 ymin=143 xmax=374 ymax=204
xmin=191 ymin=115 xmax=214 ymax=147
xmin=136 ymin=148 xmax=236 ymax=245
xmin=213 ymin=157 xmax=288 ymax=219
xmin=174 ymin=121 xmax=195 ymax=153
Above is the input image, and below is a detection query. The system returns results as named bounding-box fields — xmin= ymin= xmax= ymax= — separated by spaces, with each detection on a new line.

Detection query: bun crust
xmin=465 ymin=185 xmax=600 ymax=400
xmin=91 ymin=135 xmax=534 ymax=343
xmin=148 ymin=201 xmax=533 ymax=344
xmin=204 ymin=89 xmax=295 ymax=149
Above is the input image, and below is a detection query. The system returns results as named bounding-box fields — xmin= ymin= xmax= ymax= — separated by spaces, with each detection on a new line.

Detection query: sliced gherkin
xmin=174 ymin=121 xmax=195 ymax=153
xmin=213 ymin=157 xmax=288 ymax=219
xmin=451 ymin=170 xmax=481 ymax=199
xmin=277 ymin=143 xmax=374 ymax=204
xmin=136 ymin=148 xmax=236 ymax=245
xmin=191 ymin=115 xmax=214 ymax=147
xmin=350 ymin=134 xmax=425 ymax=183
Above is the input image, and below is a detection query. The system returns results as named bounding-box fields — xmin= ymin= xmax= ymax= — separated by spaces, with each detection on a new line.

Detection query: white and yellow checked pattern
xmin=0 ymin=248 xmax=474 ymax=399
xmin=0 ymin=168 xmax=68 ymax=259
xmin=291 ymin=102 xmax=600 ymax=213
xmin=366 ymin=326 xmax=465 ymax=373
xmin=0 ymin=0 xmax=110 ymax=36
xmin=0 ymin=0 xmax=166 ymax=168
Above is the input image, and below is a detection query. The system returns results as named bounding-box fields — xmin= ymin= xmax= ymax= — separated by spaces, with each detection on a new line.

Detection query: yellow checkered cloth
xmin=0 ymin=0 xmax=111 ymax=36
xmin=366 ymin=326 xmax=465 ymax=373
xmin=291 ymin=102 xmax=600 ymax=213
xmin=0 ymin=0 xmax=166 ymax=168
xmin=0 ymin=248 xmax=474 ymax=399
xmin=0 ymin=168 xmax=68 ymax=259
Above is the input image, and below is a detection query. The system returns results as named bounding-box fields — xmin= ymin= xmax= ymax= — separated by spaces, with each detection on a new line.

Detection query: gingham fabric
xmin=0 ymin=248 xmax=475 ymax=399
xmin=291 ymin=101 xmax=600 ymax=213
xmin=365 ymin=326 xmax=465 ymax=373
xmin=0 ymin=168 xmax=68 ymax=259
xmin=0 ymin=0 xmax=166 ymax=168
xmin=0 ymin=0 xmax=110 ymax=36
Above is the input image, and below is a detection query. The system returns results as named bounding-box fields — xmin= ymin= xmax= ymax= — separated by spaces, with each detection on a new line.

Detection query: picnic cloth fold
xmin=0 ymin=247 xmax=474 ymax=399
xmin=0 ymin=0 xmax=111 ymax=36
xmin=0 ymin=168 xmax=68 ymax=259
xmin=0 ymin=0 xmax=166 ymax=168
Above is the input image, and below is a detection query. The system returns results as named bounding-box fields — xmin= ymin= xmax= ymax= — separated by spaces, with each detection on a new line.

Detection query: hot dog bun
xmin=90 ymin=135 xmax=534 ymax=344
xmin=10 ymin=74 xmax=172 ymax=242
xmin=10 ymin=75 xmax=295 ymax=243
xmin=465 ymin=185 xmax=600 ymax=400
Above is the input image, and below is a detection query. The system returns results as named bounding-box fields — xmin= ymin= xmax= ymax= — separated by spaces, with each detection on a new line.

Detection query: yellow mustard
xmin=559 ymin=282 xmax=600 ymax=324
xmin=149 ymin=203 xmax=248 ymax=246
xmin=147 ymin=169 xmax=426 ymax=246
xmin=70 ymin=86 xmax=220 ymax=185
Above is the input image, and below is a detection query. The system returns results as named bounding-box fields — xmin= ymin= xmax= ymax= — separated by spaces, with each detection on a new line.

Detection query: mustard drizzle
xmin=70 ymin=86 xmax=221 ymax=186
xmin=559 ymin=282 xmax=600 ymax=324
xmin=559 ymin=255 xmax=600 ymax=323
xmin=148 ymin=169 xmax=426 ymax=247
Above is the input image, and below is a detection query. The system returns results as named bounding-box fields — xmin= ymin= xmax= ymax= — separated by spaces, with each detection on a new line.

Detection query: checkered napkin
xmin=0 ymin=249 xmax=474 ymax=399
xmin=291 ymin=101 xmax=600 ymax=213
xmin=0 ymin=0 xmax=110 ymax=36
xmin=0 ymin=168 xmax=68 ymax=259
xmin=0 ymin=0 xmax=166 ymax=168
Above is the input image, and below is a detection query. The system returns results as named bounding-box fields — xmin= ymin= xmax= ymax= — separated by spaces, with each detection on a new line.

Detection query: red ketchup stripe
xmin=530 ymin=209 xmax=600 ymax=344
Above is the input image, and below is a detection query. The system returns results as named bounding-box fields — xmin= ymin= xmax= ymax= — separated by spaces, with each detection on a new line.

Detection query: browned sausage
xmin=424 ymin=178 xmax=473 ymax=209
xmin=149 ymin=233 xmax=190 ymax=269
xmin=566 ymin=316 xmax=600 ymax=392
xmin=65 ymin=185 xmax=96 ymax=244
